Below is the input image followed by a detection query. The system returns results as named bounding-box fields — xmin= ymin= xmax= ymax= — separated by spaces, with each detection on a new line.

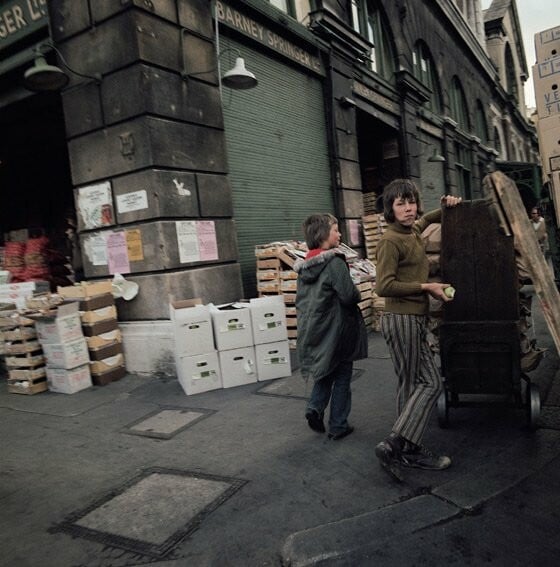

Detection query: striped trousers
xmin=380 ymin=312 xmax=442 ymax=446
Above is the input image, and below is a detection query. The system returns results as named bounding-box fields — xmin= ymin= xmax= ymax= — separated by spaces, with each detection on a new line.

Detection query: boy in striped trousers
xmin=375 ymin=179 xmax=462 ymax=476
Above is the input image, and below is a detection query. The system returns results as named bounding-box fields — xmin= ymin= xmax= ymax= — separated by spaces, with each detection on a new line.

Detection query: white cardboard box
xmin=249 ymin=296 xmax=288 ymax=345
xmin=43 ymin=338 xmax=90 ymax=369
xmin=210 ymin=303 xmax=253 ymax=351
xmin=34 ymin=302 xmax=84 ymax=345
xmin=219 ymin=346 xmax=258 ymax=388
xmin=535 ymin=26 xmax=560 ymax=63
xmin=46 ymin=364 xmax=92 ymax=394
xmin=176 ymin=351 xmax=223 ymax=395
xmin=170 ymin=299 xmax=215 ymax=356
xmin=255 ymin=340 xmax=292 ymax=381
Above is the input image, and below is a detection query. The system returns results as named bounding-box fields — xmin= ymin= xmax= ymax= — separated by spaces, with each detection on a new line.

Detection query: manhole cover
xmin=123 ymin=407 xmax=215 ymax=439
xmin=51 ymin=468 xmax=246 ymax=558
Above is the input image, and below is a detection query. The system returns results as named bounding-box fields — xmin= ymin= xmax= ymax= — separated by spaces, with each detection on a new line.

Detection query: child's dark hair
xmin=382 ymin=178 xmax=423 ymax=223
xmin=302 ymin=213 xmax=338 ymax=249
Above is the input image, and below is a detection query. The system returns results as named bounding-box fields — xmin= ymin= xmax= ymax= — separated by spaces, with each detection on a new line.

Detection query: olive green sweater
xmin=375 ymin=209 xmax=441 ymax=315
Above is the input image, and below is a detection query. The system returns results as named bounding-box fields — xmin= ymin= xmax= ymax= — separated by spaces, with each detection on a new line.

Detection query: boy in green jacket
xmin=375 ymin=179 xmax=461 ymax=477
xmin=295 ymin=214 xmax=368 ymax=440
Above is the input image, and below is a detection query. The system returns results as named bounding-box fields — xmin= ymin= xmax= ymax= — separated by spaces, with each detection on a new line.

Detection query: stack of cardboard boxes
xmin=170 ymin=296 xmax=292 ymax=396
xmin=58 ymin=281 xmax=126 ymax=385
xmin=533 ymin=25 xmax=560 ymax=222
xmin=34 ymin=302 xmax=92 ymax=395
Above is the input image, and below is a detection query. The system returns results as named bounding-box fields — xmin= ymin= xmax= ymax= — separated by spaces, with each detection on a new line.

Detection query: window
xmin=413 ymin=41 xmax=442 ymax=113
xmin=454 ymin=142 xmax=472 ymax=199
xmin=450 ymin=76 xmax=470 ymax=131
xmin=504 ymin=43 xmax=518 ymax=101
xmin=494 ymin=127 xmax=503 ymax=158
xmin=350 ymin=0 xmax=395 ymax=81
xmin=475 ymin=100 xmax=488 ymax=143
xmin=268 ymin=0 xmax=295 ymax=17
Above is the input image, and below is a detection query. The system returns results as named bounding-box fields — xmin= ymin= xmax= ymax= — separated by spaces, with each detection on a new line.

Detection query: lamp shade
xmin=221 ymin=57 xmax=258 ymax=90
xmin=427 ymin=148 xmax=446 ymax=163
xmin=23 ymin=56 xmax=69 ymax=92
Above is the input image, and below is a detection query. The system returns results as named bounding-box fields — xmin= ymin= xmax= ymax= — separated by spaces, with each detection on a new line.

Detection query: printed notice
xmin=78 ymin=181 xmax=114 ymax=229
xmin=116 ymin=190 xmax=149 ymax=214
xmin=107 ymin=231 xmax=130 ymax=274
xmin=176 ymin=221 xmax=200 ymax=263
xmin=126 ymin=229 xmax=144 ymax=262
xmin=84 ymin=234 xmax=108 ymax=266
xmin=197 ymin=221 xmax=218 ymax=261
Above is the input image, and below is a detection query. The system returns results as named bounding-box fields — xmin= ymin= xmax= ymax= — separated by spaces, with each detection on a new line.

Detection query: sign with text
xmin=0 ymin=0 xmax=48 ymax=52
xmin=176 ymin=221 xmax=218 ymax=264
xmin=215 ymin=0 xmax=324 ymax=76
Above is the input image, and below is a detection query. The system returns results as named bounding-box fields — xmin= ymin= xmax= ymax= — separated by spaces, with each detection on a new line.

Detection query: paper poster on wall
xmin=126 ymin=229 xmax=144 ymax=262
xmin=107 ymin=231 xmax=130 ymax=274
xmin=78 ymin=181 xmax=114 ymax=229
xmin=348 ymin=219 xmax=360 ymax=246
xmin=116 ymin=190 xmax=149 ymax=214
xmin=176 ymin=221 xmax=200 ymax=263
xmin=84 ymin=234 xmax=108 ymax=266
xmin=197 ymin=221 xmax=218 ymax=261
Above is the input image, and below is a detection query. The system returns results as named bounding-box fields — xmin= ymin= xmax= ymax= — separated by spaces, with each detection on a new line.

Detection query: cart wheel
xmin=527 ymin=383 xmax=541 ymax=431
xmin=437 ymin=390 xmax=449 ymax=428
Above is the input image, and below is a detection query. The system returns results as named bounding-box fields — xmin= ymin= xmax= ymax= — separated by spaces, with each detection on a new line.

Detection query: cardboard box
xmin=43 ymin=338 xmax=90 ymax=369
xmin=80 ymin=305 xmax=118 ymax=324
xmin=91 ymin=365 xmax=126 ymax=385
xmin=210 ymin=303 xmax=253 ymax=351
xmin=219 ymin=346 xmax=257 ymax=388
xmin=176 ymin=351 xmax=223 ymax=395
xmin=85 ymin=329 xmax=122 ymax=349
xmin=88 ymin=341 xmax=123 ymax=360
xmin=170 ymin=298 xmax=215 ymax=356
xmin=90 ymin=353 xmax=125 ymax=375
xmin=255 ymin=340 xmax=292 ymax=381
xmin=535 ymin=26 xmax=560 ymax=63
xmin=76 ymin=293 xmax=114 ymax=311
xmin=533 ymin=60 xmax=560 ymax=118
xmin=46 ymin=364 xmax=92 ymax=394
xmin=33 ymin=302 xmax=84 ymax=345
xmin=249 ymin=296 xmax=288 ymax=345
xmin=57 ymin=280 xmax=113 ymax=299
xmin=82 ymin=318 xmax=119 ymax=336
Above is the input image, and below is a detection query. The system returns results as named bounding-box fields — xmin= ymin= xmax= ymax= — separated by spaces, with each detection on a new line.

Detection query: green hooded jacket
xmin=295 ymin=250 xmax=368 ymax=382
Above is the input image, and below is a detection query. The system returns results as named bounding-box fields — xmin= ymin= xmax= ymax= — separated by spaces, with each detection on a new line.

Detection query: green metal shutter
xmin=220 ymin=37 xmax=334 ymax=296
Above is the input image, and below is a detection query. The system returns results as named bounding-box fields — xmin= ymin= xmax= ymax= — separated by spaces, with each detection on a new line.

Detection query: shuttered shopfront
xmin=219 ymin=33 xmax=334 ymax=296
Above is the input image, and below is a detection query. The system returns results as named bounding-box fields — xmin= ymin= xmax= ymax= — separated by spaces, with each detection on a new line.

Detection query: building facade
xmin=0 ymin=0 xmax=539 ymax=371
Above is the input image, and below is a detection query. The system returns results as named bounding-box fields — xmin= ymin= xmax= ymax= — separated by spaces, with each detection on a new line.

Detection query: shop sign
xmin=215 ymin=0 xmax=324 ymax=76
xmin=352 ymin=80 xmax=399 ymax=115
xmin=0 ymin=0 xmax=48 ymax=52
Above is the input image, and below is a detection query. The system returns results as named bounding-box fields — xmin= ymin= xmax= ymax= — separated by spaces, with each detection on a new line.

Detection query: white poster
xmin=78 ymin=181 xmax=114 ymax=229
xmin=176 ymin=221 xmax=200 ymax=263
xmin=84 ymin=234 xmax=108 ymax=266
xmin=116 ymin=190 xmax=149 ymax=214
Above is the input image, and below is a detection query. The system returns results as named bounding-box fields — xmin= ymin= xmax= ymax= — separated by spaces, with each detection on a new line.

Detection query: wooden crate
xmin=8 ymin=377 xmax=48 ymax=395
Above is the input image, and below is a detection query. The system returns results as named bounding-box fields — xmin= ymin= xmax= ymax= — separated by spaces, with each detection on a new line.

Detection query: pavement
xmin=2 ymin=289 xmax=560 ymax=567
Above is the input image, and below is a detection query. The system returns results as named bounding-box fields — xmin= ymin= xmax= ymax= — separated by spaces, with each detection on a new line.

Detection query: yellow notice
xmin=126 ymin=229 xmax=144 ymax=261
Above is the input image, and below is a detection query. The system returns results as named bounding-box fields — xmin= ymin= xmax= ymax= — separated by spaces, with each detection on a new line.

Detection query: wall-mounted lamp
xmin=338 ymin=96 xmax=357 ymax=108
xmin=427 ymin=148 xmax=446 ymax=163
xmin=23 ymin=41 xmax=101 ymax=92
xmin=181 ymin=29 xmax=258 ymax=92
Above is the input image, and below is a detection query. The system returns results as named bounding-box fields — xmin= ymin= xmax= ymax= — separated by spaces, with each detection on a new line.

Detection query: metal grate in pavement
xmin=50 ymin=468 xmax=247 ymax=559
xmin=122 ymin=407 xmax=215 ymax=439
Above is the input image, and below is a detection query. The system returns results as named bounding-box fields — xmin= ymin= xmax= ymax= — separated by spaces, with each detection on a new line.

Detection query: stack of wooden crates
xmin=1 ymin=306 xmax=47 ymax=395
xmin=362 ymin=213 xmax=388 ymax=331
